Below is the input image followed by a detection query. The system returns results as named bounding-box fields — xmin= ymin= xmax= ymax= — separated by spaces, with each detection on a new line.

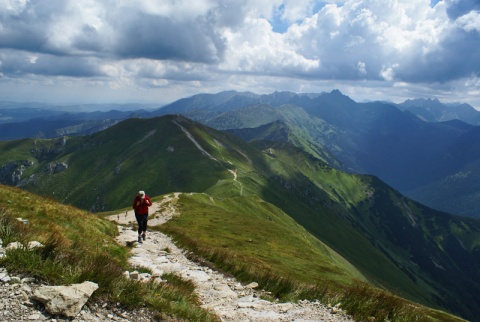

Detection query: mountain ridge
xmin=150 ymin=90 xmax=480 ymax=218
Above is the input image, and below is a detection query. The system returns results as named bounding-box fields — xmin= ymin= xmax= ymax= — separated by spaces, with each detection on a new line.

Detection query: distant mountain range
xmin=0 ymin=115 xmax=479 ymax=320
xmin=1 ymin=91 xmax=480 ymax=219
xmin=0 ymin=102 xmax=155 ymax=140
xmin=398 ymin=98 xmax=480 ymax=125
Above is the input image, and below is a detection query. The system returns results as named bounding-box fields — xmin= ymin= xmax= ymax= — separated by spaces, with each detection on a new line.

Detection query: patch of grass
xmin=0 ymin=207 xmax=22 ymax=245
xmin=0 ymin=185 xmax=217 ymax=321
xmin=340 ymin=282 xmax=428 ymax=322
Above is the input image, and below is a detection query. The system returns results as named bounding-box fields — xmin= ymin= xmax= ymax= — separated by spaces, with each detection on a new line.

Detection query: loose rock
xmin=31 ymin=281 xmax=99 ymax=317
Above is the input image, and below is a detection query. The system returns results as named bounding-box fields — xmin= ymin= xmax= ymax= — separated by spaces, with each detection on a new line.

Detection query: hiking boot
xmin=142 ymin=233 xmax=146 ymax=241
xmin=138 ymin=236 xmax=142 ymax=243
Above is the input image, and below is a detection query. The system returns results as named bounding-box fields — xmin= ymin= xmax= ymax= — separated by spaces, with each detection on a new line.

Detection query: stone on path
xmin=31 ymin=281 xmax=98 ymax=317
xmin=245 ymin=282 xmax=259 ymax=289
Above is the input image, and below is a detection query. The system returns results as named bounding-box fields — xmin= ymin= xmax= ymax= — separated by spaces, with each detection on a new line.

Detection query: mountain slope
xmin=0 ymin=115 xmax=479 ymax=320
xmin=0 ymin=115 xmax=238 ymax=211
xmin=406 ymin=125 xmax=480 ymax=217
xmin=248 ymin=141 xmax=480 ymax=319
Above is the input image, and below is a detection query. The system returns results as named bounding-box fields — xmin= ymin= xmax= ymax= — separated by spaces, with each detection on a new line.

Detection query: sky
xmin=0 ymin=0 xmax=479 ymax=108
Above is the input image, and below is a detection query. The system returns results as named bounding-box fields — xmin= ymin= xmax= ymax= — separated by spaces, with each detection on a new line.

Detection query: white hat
xmin=138 ymin=191 xmax=145 ymax=195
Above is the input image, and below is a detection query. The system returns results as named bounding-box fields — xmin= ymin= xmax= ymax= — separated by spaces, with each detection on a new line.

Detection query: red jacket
xmin=133 ymin=195 xmax=152 ymax=215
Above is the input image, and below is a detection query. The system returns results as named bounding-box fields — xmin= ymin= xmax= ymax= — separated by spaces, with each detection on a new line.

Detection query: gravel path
xmin=109 ymin=193 xmax=355 ymax=322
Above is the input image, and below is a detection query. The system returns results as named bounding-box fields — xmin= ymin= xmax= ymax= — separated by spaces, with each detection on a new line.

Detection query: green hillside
xmin=0 ymin=115 xmax=231 ymax=211
xmin=0 ymin=115 xmax=479 ymax=320
xmin=249 ymin=142 xmax=480 ymax=319
xmin=163 ymin=193 xmax=364 ymax=287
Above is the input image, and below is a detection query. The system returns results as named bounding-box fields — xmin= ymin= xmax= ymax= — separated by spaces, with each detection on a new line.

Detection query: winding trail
xmin=228 ymin=169 xmax=243 ymax=196
xmin=108 ymin=194 xmax=353 ymax=322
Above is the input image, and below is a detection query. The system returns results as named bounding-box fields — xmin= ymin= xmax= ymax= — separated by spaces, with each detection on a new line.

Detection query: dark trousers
xmin=135 ymin=213 xmax=148 ymax=235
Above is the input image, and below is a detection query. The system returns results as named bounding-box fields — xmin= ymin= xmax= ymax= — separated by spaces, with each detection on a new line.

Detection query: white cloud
xmin=220 ymin=16 xmax=319 ymax=75
xmin=127 ymin=0 xmax=215 ymax=21
xmin=281 ymin=0 xmax=315 ymax=23
xmin=456 ymin=10 xmax=480 ymax=32
xmin=380 ymin=64 xmax=399 ymax=81
xmin=0 ymin=0 xmax=478 ymax=107
xmin=357 ymin=61 xmax=367 ymax=75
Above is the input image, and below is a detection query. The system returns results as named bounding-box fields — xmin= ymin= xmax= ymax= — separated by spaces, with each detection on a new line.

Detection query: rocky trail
xmin=108 ymin=193 xmax=354 ymax=322
xmin=0 ymin=193 xmax=354 ymax=321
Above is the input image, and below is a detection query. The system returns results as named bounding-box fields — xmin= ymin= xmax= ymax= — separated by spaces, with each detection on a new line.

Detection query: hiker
xmin=132 ymin=190 xmax=152 ymax=243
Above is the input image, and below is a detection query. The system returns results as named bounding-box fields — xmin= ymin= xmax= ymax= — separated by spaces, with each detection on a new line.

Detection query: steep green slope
xmin=0 ymin=115 xmax=234 ymax=211
xmin=249 ymin=142 xmax=480 ymax=319
xmin=162 ymin=193 xmax=365 ymax=287
xmin=224 ymin=106 xmax=343 ymax=169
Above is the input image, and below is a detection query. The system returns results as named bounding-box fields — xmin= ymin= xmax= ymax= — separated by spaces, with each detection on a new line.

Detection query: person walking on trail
xmin=133 ymin=190 xmax=152 ymax=243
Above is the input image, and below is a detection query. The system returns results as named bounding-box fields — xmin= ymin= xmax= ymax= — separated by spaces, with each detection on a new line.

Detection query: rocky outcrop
xmin=31 ymin=136 xmax=67 ymax=161
xmin=44 ymin=161 xmax=68 ymax=174
xmin=31 ymin=281 xmax=99 ymax=318
xmin=0 ymin=160 xmax=34 ymax=185
xmin=4 ymin=250 xmax=97 ymax=317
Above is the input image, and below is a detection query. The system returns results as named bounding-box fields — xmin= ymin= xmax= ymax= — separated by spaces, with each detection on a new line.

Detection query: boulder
xmin=31 ymin=281 xmax=98 ymax=317
xmin=28 ymin=241 xmax=44 ymax=249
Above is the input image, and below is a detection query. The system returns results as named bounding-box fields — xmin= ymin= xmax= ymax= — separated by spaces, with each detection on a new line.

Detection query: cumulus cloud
xmin=0 ymin=0 xmax=227 ymax=62
xmin=0 ymin=0 xmax=478 ymax=106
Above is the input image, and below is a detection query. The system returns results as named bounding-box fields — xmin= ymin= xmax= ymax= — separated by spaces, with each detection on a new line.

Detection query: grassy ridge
xmin=159 ymin=193 xmax=464 ymax=322
xmin=244 ymin=143 xmax=434 ymax=303
xmin=163 ymin=193 xmax=364 ymax=288
xmin=0 ymin=185 xmax=216 ymax=321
